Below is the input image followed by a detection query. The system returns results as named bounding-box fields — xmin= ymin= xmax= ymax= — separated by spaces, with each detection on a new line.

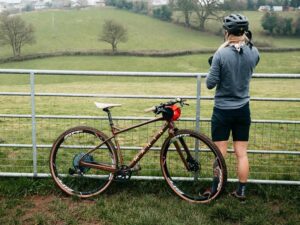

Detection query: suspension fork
xmin=168 ymin=123 xmax=194 ymax=171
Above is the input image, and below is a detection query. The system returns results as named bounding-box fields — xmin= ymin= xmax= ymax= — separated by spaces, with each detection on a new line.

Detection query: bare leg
xmin=233 ymin=141 xmax=249 ymax=183
xmin=214 ymin=141 xmax=228 ymax=157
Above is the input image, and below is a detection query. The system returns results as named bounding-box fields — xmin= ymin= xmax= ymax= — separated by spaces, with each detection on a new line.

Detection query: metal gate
xmin=0 ymin=69 xmax=299 ymax=184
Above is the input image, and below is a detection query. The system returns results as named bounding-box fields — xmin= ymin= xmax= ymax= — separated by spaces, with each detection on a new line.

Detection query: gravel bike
xmin=49 ymin=98 xmax=227 ymax=203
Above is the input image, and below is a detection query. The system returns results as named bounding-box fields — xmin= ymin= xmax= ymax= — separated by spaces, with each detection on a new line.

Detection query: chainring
xmin=114 ymin=165 xmax=132 ymax=181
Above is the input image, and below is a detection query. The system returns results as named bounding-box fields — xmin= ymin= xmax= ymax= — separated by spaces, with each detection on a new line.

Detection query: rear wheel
xmin=49 ymin=126 xmax=117 ymax=198
xmin=161 ymin=129 xmax=227 ymax=203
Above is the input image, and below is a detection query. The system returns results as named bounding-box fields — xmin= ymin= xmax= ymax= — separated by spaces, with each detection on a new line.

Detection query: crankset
xmin=113 ymin=165 xmax=132 ymax=181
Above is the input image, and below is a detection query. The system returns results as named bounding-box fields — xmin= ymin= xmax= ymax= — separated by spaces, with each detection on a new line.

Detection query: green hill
xmin=1 ymin=7 xmax=299 ymax=58
xmin=0 ymin=7 xmax=224 ymax=58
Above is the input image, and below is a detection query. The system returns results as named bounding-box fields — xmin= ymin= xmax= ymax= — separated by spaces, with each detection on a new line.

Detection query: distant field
xmin=1 ymin=52 xmax=300 ymax=73
xmin=0 ymin=53 xmax=299 ymax=121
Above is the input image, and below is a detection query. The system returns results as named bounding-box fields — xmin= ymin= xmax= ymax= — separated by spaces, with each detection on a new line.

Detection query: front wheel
xmin=161 ymin=129 xmax=227 ymax=203
xmin=49 ymin=126 xmax=117 ymax=198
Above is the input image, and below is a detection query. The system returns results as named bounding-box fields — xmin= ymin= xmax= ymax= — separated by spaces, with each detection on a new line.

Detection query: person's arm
xmin=206 ymin=52 xmax=221 ymax=89
xmin=255 ymin=48 xmax=260 ymax=66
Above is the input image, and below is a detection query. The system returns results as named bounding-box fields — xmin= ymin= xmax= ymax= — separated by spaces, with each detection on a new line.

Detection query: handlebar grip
xmin=144 ymin=106 xmax=156 ymax=113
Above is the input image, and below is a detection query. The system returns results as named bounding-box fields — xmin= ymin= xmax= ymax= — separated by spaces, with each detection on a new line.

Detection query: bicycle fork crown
xmin=169 ymin=134 xmax=190 ymax=144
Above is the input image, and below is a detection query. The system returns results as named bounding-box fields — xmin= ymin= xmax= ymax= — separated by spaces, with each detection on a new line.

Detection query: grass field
xmin=1 ymin=52 xmax=300 ymax=73
xmin=0 ymin=7 xmax=299 ymax=224
xmin=0 ymin=52 xmax=299 ymax=120
xmin=0 ymin=178 xmax=299 ymax=225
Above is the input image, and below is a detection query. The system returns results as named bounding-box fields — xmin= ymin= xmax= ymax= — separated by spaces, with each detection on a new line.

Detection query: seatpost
xmin=103 ymin=107 xmax=123 ymax=163
xmin=103 ymin=108 xmax=114 ymax=127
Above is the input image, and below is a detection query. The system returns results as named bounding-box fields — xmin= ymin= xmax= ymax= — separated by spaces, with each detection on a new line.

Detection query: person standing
xmin=206 ymin=14 xmax=260 ymax=200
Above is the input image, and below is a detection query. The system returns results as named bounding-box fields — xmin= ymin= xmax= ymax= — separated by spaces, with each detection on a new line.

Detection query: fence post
xmin=196 ymin=75 xmax=201 ymax=133
xmin=194 ymin=75 xmax=202 ymax=180
xmin=30 ymin=71 xmax=37 ymax=177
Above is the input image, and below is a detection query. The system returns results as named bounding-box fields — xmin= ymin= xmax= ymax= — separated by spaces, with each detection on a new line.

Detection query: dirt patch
xmin=21 ymin=195 xmax=57 ymax=220
xmin=19 ymin=195 xmax=102 ymax=225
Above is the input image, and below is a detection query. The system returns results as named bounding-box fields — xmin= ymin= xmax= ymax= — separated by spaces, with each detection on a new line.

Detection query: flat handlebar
xmin=144 ymin=98 xmax=188 ymax=114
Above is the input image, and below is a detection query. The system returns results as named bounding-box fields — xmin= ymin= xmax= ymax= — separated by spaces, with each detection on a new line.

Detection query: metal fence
xmin=0 ymin=69 xmax=299 ymax=184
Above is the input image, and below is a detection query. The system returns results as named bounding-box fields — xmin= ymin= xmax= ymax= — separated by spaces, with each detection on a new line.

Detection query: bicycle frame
xmin=79 ymin=115 xmax=172 ymax=172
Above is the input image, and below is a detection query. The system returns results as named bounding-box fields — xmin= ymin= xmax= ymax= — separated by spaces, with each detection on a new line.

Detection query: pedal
xmin=69 ymin=168 xmax=75 ymax=175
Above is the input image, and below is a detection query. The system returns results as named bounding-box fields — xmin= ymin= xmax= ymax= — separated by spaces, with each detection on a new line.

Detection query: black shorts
xmin=211 ymin=103 xmax=251 ymax=142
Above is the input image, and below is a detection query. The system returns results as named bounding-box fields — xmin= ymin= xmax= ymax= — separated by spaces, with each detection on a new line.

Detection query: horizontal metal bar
xmin=0 ymin=92 xmax=196 ymax=100
xmin=0 ymin=69 xmax=299 ymax=78
xmin=227 ymin=178 xmax=300 ymax=185
xmin=252 ymin=73 xmax=300 ymax=79
xmin=131 ymin=177 xmax=300 ymax=185
xmin=0 ymin=92 xmax=299 ymax=103
xmin=252 ymin=119 xmax=300 ymax=124
xmin=1 ymin=92 xmax=299 ymax=102
xmin=250 ymin=97 xmax=300 ymax=102
xmin=0 ymin=69 xmax=201 ymax=77
xmin=201 ymin=97 xmax=300 ymax=102
xmin=0 ymin=92 xmax=30 ymax=96
xmin=0 ymin=144 xmax=33 ymax=148
xmin=0 ymin=114 xmax=299 ymax=124
xmin=0 ymin=144 xmax=298 ymax=155
xmin=0 ymin=173 xmax=299 ymax=185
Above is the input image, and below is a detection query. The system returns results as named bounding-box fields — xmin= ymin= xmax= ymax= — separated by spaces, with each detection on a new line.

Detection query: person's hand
xmin=245 ymin=30 xmax=253 ymax=49
xmin=245 ymin=30 xmax=252 ymax=41
xmin=208 ymin=56 xmax=213 ymax=66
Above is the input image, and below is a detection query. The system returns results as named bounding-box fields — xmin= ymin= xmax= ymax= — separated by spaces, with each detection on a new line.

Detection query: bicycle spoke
xmin=161 ymin=129 xmax=227 ymax=203
xmin=50 ymin=126 xmax=117 ymax=198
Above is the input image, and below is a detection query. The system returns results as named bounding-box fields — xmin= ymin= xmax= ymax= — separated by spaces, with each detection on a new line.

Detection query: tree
xmin=191 ymin=0 xmax=223 ymax=31
xmin=153 ymin=5 xmax=172 ymax=21
xmin=77 ymin=0 xmax=88 ymax=8
xmin=222 ymin=0 xmax=247 ymax=11
xmin=176 ymin=0 xmax=194 ymax=27
xmin=294 ymin=15 xmax=300 ymax=36
xmin=261 ymin=12 xmax=278 ymax=34
xmin=290 ymin=0 xmax=300 ymax=7
xmin=280 ymin=17 xmax=293 ymax=35
xmin=247 ymin=0 xmax=256 ymax=10
xmin=99 ymin=20 xmax=128 ymax=52
xmin=0 ymin=13 xmax=36 ymax=57
xmin=283 ymin=0 xmax=290 ymax=7
xmin=257 ymin=0 xmax=267 ymax=7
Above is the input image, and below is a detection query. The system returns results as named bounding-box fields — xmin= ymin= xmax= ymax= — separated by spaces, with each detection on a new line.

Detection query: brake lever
xmin=180 ymin=99 xmax=189 ymax=107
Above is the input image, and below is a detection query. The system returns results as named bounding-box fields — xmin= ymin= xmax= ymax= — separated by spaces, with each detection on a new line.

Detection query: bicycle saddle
xmin=94 ymin=102 xmax=122 ymax=110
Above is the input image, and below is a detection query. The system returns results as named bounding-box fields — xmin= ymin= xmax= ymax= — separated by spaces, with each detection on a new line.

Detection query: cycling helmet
xmin=223 ymin=14 xmax=249 ymax=36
